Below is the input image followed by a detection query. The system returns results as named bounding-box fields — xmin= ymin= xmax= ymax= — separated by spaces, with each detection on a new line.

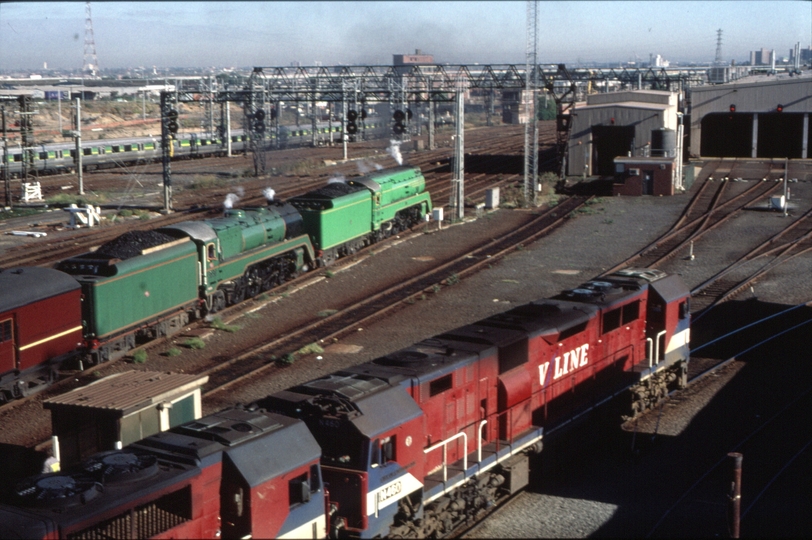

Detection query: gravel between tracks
xmin=3 ymin=157 xmax=812 ymax=537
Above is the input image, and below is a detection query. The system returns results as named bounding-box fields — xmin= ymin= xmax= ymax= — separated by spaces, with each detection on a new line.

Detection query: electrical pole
xmin=2 ymin=106 xmax=9 ymax=208
xmin=524 ymin=0 xmax=539 ymax=205
xmin=72 ymin=98 xmax=84 ymax=195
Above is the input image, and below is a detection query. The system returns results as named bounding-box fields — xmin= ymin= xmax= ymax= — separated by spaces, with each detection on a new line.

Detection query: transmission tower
xmin=523 ymin=0 xmax=539 ymax=205
xmin=714 ymin=28 xmax=724 ymax=65
xmin=83 ymin=2 xmax=99 ymax=78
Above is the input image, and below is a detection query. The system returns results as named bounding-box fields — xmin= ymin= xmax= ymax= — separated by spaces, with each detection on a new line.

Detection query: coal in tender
xmin=307 ymin=182 xmax=366 ymax=199
xmin=95 ymin=230 xmax=177 ymax=260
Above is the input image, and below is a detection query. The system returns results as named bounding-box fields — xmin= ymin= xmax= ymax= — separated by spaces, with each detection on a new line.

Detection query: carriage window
xmin=602 ymin=308 xmax=621 ymax=334
xmin=622 ymin=301 xmax=640 ymax=324
xmin=207 ymin=244 xmax=216 ymax=260
xmin=1 ymin=319 xmax=12 ymax=342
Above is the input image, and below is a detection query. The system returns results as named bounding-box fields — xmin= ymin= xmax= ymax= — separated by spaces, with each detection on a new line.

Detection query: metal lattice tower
xmin=714 ymin=29 xmax=724 ymax=65
xmin=83 ymin=2 xmax=99 ymax=78
xmin=524 ymin=0 xmax=539 ymax=204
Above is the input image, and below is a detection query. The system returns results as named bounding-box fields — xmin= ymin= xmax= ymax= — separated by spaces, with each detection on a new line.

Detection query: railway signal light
xmin=347 ymin=110 xmax=358 ymax=122
xmin=776 ymin=104 xmax=784 ymax=112
xmin=254 ymin=109 xmax=266 ymax=121
xmin=393 ymin=110 xmax=406 ymax=122
xmin=347 ymin=122 xmax=358 ymax=134
xmin=729 ymin=104 xmax=736 ymax=113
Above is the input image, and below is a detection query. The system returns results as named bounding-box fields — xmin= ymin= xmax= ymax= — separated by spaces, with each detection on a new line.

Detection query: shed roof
xmin=44 ymin=371 xmax=208 ymax=416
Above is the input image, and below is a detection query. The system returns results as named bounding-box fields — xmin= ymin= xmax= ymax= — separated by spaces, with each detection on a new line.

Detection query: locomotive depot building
xmin=566 ymin=78 xmax=812 ymax=195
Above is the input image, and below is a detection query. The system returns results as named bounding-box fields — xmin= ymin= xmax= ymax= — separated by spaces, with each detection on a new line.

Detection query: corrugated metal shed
xmin=44 ymin=370 xmax=208 ymax=416
xmin=45 ymin=371 xmax=209 ymax=466
xmin=567 ymin=90 xmax=678 ymax=176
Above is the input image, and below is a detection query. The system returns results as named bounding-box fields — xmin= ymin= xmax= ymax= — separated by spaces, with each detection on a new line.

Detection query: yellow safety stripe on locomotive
xmin=18 ymin=326 xmax=83 ymax=351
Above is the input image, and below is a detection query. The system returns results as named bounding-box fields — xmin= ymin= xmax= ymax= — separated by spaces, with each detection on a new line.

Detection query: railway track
xmin=690 ymin=203 xmax=812 ymax=314
xmin=603 ymin=177 xmax=781 ymax=275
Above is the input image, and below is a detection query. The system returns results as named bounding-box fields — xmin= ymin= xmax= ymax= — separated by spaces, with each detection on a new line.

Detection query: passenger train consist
xmin=1 ymin=121 xmax=386 ymax=177
xmin=0 ymin=166 xmax=431 ymax=402
xmin=0 ymin=267 xmax=691 ymax=538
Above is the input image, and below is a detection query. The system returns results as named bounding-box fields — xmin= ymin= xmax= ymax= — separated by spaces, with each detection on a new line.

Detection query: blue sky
xmin=1 ymin=1 xmax=810 ymax=71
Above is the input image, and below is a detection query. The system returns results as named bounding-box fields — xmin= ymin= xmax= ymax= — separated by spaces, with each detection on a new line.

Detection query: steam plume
xmin=263 ymin=187 xmax=276 ymax=202
xmin=387 ymin=140 xmax=403 ymax=166
xmin=224 ymin=193 xmax=240 ymax=208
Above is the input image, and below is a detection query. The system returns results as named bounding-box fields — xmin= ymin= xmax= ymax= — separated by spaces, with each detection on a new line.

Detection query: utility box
xmin=485 ymin=187 xmax=500 ymax=209
xmin=432 ymin=207 xmax=444 ymax=222
xmin=44 ymin=371 xmax=208 ymax=467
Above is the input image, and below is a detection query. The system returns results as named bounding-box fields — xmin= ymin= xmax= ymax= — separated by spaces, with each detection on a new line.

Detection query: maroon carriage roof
xmin=0 ymin=267 xmax=80 ymax=312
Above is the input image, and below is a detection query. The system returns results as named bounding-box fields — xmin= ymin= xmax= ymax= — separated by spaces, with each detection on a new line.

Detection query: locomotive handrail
xmin=477 ymin=420 xmax=487 ymax=463
xmin=655 ymin=330 xmax=667 ymax=365
xmin=424 ymin=432 xmax=468 ymax=482
xmin=647 ymin=337 xmax=653 ymax=367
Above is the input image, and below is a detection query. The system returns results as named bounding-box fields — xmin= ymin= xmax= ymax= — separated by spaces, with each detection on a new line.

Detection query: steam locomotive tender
xmin=0 ymin=268 xmax=690 ymax=538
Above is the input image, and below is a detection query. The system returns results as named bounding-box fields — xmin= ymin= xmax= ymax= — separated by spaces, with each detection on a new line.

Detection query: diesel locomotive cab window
xmin=679 ymin=300 xmax=690 ymax=319
xmin=207 ymin=244 xmax=216 ymax=260
xmin=429 ymin=374 xmax=453 ymax=397
xmin=289 ymin=472 xmax=311 ymax=507
xmin=372 ymin=436 xmax=396 ymax=467
xmin=622 ymin=301 xmax=640 ymax=324
xmin=602 ymin=308 xmax=621 ymax=334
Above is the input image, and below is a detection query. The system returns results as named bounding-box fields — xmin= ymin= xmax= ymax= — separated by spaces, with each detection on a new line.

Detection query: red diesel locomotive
xmin=0 ymin=267 xmax=690 ymax=539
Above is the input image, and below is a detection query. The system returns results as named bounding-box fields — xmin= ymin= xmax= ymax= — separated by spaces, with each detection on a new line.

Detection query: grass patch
xmin=0 ymin=207 xmax=46 ymax=221
xmin=183 ymin=337 xmax=206 ymax=350
xmin=243 ymin=311 xmax=262 ymax=319
xmin=164 ymin=347 xmax=183 ymax=357
xmin=446 ymin=273 xmax=460 ymax=285
xmin=501 ymin=279 xmax=520 ymax=284
xmin=280 ymin=353 xmax=296 ymax=365
xmin=210 ymin=317 xmax=240 ymax=332
xmin=324 ymin=270 xmax=335 ymax=278
xmin=296 ymin=343 xmax=324 ymax=356
xmin=132 ymin=349 xmax=148 ymax=364
xmin=432 ymin=284 xmax=442 ymax=294
xmin=317 ymin=309 xmax=338 ymax=318
xmin=45 ymin=193 xmax=108 ymax=206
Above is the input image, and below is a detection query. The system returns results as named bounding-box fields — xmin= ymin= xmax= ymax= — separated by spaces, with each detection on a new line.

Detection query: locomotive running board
xmin=423 ymin=426 xmax=543 ymax=504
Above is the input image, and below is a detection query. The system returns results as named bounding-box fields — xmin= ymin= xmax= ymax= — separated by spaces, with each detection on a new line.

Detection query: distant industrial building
xmin=393 ymin=49 xmax=434 ymax=66
xmin=790 ymin=45 xmax=812 ymax=64
xmin=750 ymin=48 xmax=774 ymax=65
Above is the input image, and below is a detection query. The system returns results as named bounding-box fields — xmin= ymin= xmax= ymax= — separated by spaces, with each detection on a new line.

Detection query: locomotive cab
xmin=257 ymin=376 xmax=425 ymax=539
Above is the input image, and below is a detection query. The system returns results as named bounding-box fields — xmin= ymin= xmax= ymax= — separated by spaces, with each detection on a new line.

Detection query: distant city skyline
xmin=1 ymin=1 xmax=810 ymax=72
